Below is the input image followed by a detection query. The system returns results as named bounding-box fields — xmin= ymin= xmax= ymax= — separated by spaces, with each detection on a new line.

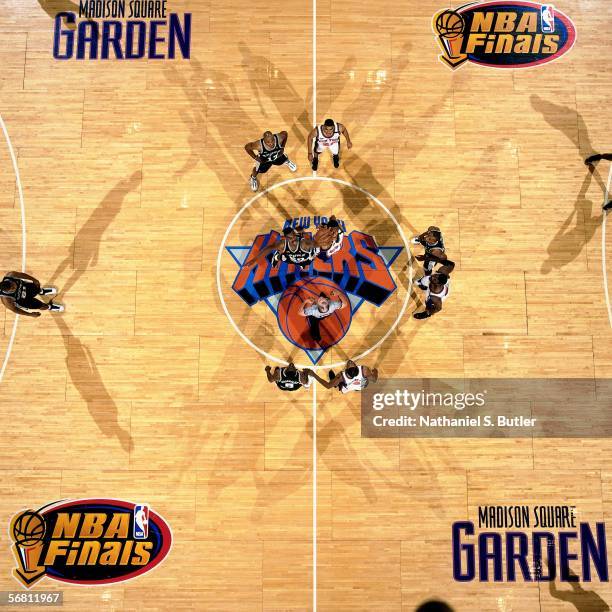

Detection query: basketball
xmin=435 ymin=10 xmax=464 ymax=38
xmin=12 ymin=511 xmax=46 ymax=547
xmin=277 ymin=277 xmax=352 ymax=350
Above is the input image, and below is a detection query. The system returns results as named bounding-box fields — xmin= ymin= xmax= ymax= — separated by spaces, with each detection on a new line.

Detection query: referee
xmin=299 ymin=290 xmax=348 ymax=343
xmin=585 ymin=153 xmax=612 ymax=211
xmin=0 ymin=271 xmax=63 ymax=317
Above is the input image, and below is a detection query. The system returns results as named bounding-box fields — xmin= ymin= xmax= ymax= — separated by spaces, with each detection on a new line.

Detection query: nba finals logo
xmin=432 ymin=2 xmax=576 ymax=70
xmin=227 ymin=216 xmax=403 ymax=364
xmin=53 ymin=1 xmax=191 ymax=60
xmin=9 ymin=499 xmax=172 ymax=588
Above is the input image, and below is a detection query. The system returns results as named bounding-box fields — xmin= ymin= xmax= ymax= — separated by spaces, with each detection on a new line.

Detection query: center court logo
xmin=9 ymin=499 xmax=172 ymax=588
xmin=227 ymin=216 xmax=403 ymax=364
xmin=432 ymin=2 xmax=576 ymax=70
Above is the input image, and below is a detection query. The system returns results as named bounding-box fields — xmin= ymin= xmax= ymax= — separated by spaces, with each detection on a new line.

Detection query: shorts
xmin=315 ymin=141 xmax=340 ymax=156
xmin=256 ymin=154 xmax=288 ymax=174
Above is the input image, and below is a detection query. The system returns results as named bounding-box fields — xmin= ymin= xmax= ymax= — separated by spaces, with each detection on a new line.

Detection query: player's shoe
xmin=413 ymin=311 xmax=431 ymax=320
xmin=40 ymin=287 xmax=57 ymax=296
xmin=604 ymin=201 xmax=612 ymax=212
xmin=333 ymin=154 xmax=340 ymax=168
xmin=249 ymin=176 xmax=259 ymax=192
xmin=585 ymin=154 xmax=602 ymax=165
xmin=311 ymin=157 xmax=318 ymax=171
xmin=48 ymin=302 xmax=65 ymax=313
xmin=285 ymin=159 xmax=297 ymax=172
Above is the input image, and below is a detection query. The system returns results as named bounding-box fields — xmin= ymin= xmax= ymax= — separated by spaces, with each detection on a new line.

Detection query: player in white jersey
xmin=308 ymin=118 xmax=352 ymax=171
xmin=313 ymin=215 xmax=345 ymax=257
xmin=306 ymin=360 xmax=378 ymax=393
xmin=413 ymin=252 xmax=455 ymax=319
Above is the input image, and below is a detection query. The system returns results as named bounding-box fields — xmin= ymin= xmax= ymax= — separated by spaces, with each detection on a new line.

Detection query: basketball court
xmin=0 ymin=0 xmax=611 ymax=610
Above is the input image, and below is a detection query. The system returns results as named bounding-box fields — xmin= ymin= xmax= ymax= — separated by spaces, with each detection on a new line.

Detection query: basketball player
xmin=244 ymin=226 xmax=320 ymax=269
xmin=585 ymin=153 xmax=612 ymax=210
xmin=411 ymin=226 xmax=445 ymax=275
xmin=306 ymin=360 xmax=378 ymax=393
xmin=413 ymin=252 xmax=455 ymax=319
xmin=308 ymin=119 xmax=352 ymax=171
xmin=244 ymin=130 xmax=297 ymax=192
xmin=265 ymin=363 xmax=311 ymax=392
xmin=299 ymin=290 xmax=348 ymax=343
xmin=313 ymin=215 xmax=345 ymax=256
xmin=0 ymin=271 xmax=63 ymax=317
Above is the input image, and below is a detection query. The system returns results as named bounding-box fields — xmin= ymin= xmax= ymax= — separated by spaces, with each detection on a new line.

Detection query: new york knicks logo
xmin=227 ymin=216 xmax=403 ymax=364
xmin=432 ymin=2 xmax=576 ymax=70
xmin=9 ymin=499 xmax=172 ymax=588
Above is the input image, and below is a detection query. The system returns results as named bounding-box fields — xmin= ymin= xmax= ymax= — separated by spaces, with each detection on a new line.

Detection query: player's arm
xmin=279 ymin=131 xmax=288 ymax=147
xmin=265 ymin=365 xmax=276 ymax=383
xmin=363 ymin=366 xmax=379 ymax=383
xmin=416 ymin=252 xmax=455 ymax=275
xmin=1 ymin=297 xmax=40 ymax=318
xmin=299 ymin=299 xmax=316 ymax=317
xmin=243 ymin=240 xmax=281 ymax=267
xmin=339 ymin=123 xmax=352 ymax=149
xmin=329 ymin=289 xmax=348 ymax=310
xmin=244 ymin=140 xmax=261 ymax=161
xmin=7 ymin=271 xmax=40 ymax=286
xmin=304 ymin=369 xmax=338 ymax=389
xmin=308 ymin=128 xmax=317 ymax=161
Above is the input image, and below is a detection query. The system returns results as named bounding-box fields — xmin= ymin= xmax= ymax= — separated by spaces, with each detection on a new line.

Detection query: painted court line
xmin=0 ymin=113 xmax=27 ymax=384
xmin=602 ymin=164 xmax=612 ymax=329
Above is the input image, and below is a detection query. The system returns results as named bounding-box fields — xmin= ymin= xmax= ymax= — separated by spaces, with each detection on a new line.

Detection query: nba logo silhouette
xmin=541 ymin=5 xmax=555 ymax=33
xmin=133 ymin=505 xmax=149 ymax=540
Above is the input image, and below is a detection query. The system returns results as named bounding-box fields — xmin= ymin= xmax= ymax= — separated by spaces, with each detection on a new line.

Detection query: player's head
xmin=345 ymin=365 xmax=359 ymax=378
xmin=322 ymin=119 xmax=335 ymax=136
xmin=282 ymin=227 xmax=297 ymax=238
xmin=285 ymin=362 xmax=297 ymax=375
xmin=0 ymin=279 xmax=16 ymax=295
xmin=262 ymin=130 xmax=274 ymax=145
xmin=432 ymin=273 xmax=449 ymax=285
xmin=423 ymin=228 xmax=441 ymax=245
xmin=316 ymin=292 xmax=330 ymax=312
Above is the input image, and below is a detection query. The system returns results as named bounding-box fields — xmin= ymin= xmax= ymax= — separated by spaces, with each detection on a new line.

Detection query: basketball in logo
xmin=12 ymin=511 xmax=46 ymax=547
xmin=435 ymin=10 xmax=465 ymax=39
xmin=277 ymin=277 xmax=352 ymax=350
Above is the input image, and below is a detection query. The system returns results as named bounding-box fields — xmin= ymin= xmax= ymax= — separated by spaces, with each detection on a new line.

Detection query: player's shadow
xmin=54 ymin=316 xmax=133 ymax=453
xmin=47 ymin=171 xmax=141 ymax=295
xmin=415 ymin=601 xmax=455 ymax=612
xmin=530 ymin=95 xmax=595 ymax=159
xmin=541 ymin=166 xmax=602 ymax=274
xmin=548 ymin=568 xmax=609 ymax=611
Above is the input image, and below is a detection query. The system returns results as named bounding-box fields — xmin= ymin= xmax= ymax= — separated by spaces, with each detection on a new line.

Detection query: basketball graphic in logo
xmin=435 ymin=10 xmax=465 ymax=39
xmin=12 ymin=511 xmax=46 ymax=547
xmin=277 ymin=277 xmax=352 ymax=350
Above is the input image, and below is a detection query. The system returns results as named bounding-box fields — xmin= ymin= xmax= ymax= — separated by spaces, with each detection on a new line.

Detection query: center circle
xmin=215 ymin=175 xmax=413 ymax=370
xmin=278 ymin=278 xmax=352 ymax=350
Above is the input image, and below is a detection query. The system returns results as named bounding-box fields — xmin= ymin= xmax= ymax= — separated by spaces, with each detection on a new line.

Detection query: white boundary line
xmin=312 ymin=380 xmax=317 ymax=611
xmin=215 ymin=175 xmax=413 ymax=370
xmin=0 ymin=114 xmax=26 ymax=383
xmin=602 ymin=164 xmax=612 ymax=329
xmin=311 ymin=5 xmax=318 ymax=608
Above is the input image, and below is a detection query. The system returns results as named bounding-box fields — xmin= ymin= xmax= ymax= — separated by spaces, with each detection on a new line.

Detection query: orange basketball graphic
xmin=277 ymin=277 xmax=352 ymax=350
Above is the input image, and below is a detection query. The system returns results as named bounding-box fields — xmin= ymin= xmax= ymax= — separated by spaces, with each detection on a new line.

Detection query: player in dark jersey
xmin=0 ymin=271 xmax=63 ymax=317
xmin=244 ymin=226 xmax=319 ymax=270
xmin=585 ymin=153 xmax=612 ymax=210
xmin=306 ymin=360 xmax=378 ymax=393
xmin=411 ymin=226 xmax=445 ymax=275
xmin=265 ymin=363 xmax=311 ymax=391
xmin=244 ymin=130 xmax=297 ymax=192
